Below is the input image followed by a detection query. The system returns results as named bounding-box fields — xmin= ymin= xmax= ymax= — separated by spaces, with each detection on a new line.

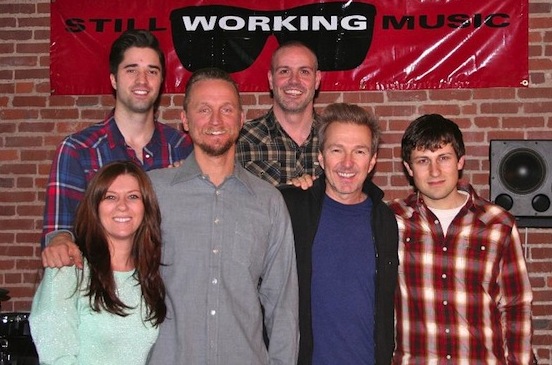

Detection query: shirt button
xmin=481 ymin=246 xmax=486 ymax=251
xmin=442 ymin=274 xmax=447 ymax=279
xmin=145 ymin=154 xmax=151 ymax=159
xmin=214 ymin=218 xmax=220 ymax=224
xmin=212 ymin=278 xmax=218 ymax=284
xmin=446 ymin=355 xmax=451 ymax=360
xmin=434 ymin=219 xmax=439 ymax=224
xmin=445 ymin=328 xmax=450 ymax=334
xmin=212 ymin=249 xmax=219 ymax=254
xmin=216 ymin=190 xmax=221 ymax=196
xmin=405 ymin=237 xmax=411 ymax=243
xmin=442 ymin=247 xmax=448 ymax=252
xmin=210 ymin=310 xmax=216 ymax=316
xmin=443 ymin=300 xmax=448 ymax=305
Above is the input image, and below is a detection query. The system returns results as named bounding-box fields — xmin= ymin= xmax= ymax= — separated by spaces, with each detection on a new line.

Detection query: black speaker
xmin=490 ymin=140 xmax=552 ymax=228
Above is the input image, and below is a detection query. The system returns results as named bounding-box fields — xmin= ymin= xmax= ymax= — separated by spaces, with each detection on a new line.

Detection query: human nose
xmin=210 ymin=110 xmax=223 ymax=125
xmin=342 ymin=153 xmax=354 ymax=167
xmin=428 ymin=160 xmax=441 ymax=176
xmin=289 ymin=70 xmax=301 ymax=83
xmin=116 ymin=198 xmax=129 ymax=210
xmin=135 ymin=70 xmax=148 ymax=84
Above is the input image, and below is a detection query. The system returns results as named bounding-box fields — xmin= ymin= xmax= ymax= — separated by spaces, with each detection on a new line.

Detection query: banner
xmin=50 ymin=0 xmax=528 ymax=95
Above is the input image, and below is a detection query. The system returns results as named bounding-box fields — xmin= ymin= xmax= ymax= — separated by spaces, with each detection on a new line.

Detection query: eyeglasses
xmin=170 ymin=2 xmax=376 ymax=73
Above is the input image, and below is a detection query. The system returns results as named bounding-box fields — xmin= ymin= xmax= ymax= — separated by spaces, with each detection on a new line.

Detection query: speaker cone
xmin=499 ymin=148 xmax=545 ymax=194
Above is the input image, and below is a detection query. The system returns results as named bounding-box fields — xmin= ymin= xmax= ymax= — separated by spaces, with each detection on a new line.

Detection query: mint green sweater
xmin=30 ymin=265 xmax=158 ymax=365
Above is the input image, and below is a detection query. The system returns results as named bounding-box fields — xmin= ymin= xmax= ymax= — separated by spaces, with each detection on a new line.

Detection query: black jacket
xmin=280 ymin=177 xmax=399 ymax=365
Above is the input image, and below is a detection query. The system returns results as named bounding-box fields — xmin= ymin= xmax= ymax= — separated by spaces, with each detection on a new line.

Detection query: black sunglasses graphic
xmin=170 ymin=2 xmax=376 ymax=73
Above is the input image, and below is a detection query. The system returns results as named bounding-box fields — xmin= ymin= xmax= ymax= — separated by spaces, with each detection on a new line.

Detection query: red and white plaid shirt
xmin=389 ymin=184 xmax=534 ymax=364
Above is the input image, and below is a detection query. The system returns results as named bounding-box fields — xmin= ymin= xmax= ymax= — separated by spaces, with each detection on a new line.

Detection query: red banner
xmin=50 ymin=0 xmax=528 ymax=95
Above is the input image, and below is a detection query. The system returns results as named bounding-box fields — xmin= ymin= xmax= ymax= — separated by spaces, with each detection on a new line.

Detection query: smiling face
xmin=268 ymin=44 xmax=321 ymax=114
xmin=181 ymin=78 xmax=244 ymax=158
xmin=404 ymin=143 xmax=465 ymax=209
xmin=319 ymin=122 xmax=377 ymax=205
xmin=99 ymin=174 xmax=144 ymax=246
xmin=110 ymin=46 xmax=163 ymax=115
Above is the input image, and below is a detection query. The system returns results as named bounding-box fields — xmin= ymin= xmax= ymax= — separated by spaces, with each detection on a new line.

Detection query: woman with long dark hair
xmin=30 ymin=161 xmax=166 ymax=364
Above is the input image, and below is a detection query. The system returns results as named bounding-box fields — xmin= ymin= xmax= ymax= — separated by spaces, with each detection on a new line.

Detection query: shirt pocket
xmin=231 ymin=220 xmax=268 ymax=277
xmin=243 ymin=161 xmax=282 ymax=185
xmin=456 ymin=234 xmax=501 ymax=287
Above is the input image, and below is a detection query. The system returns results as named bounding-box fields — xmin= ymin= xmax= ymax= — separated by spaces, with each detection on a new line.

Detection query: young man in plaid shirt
xmin=41 ymin=30 xmax=192 ymax=255
xmin=389 ymin=114 xmax=535 ymax=364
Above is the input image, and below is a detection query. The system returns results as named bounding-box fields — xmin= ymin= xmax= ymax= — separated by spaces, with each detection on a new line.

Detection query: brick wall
xmin=1 ymin=0 xmax=551 ymax=361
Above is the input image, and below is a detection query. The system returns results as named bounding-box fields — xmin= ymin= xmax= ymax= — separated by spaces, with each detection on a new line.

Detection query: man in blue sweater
xmin=280 ymin=103 xmax=398 ymax=365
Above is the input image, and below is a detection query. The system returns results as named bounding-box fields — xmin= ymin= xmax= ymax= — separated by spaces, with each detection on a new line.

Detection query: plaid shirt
xmin=41 ymin=114 xmax=193 ymax=247
xmin=236 ymin=109 xmax=323 ymax=186
xmin=389 ymin=184 xmax=534 ymax=364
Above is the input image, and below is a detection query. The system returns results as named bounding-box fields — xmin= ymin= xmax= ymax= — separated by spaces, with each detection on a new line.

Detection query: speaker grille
xmin=490 ymin=140 xmax=552 ymax=228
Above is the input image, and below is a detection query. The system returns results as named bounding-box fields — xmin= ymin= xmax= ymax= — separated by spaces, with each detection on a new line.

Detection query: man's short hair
xmin=401 ymin=114 xmax=465 ymax=164
xmin=183 ymin=67 xmax=241 ymax=111
xmin=270 ymin=40 xmax=319 ymax=73
xmin=318 ymin=102 xmax=380 ymax=154
xmin=109 ymin=29 xmax=165 ymax=79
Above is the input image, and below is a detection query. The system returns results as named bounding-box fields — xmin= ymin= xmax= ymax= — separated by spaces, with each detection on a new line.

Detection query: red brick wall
xmin=1 ymin=0 xmax=551 ymax=362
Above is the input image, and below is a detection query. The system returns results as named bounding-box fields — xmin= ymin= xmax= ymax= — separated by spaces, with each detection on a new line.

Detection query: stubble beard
xmin=197 ymin=138 xmax=235 ymax=157
xmin=273 ymin=89 xmax=314 ymax=114
xmin=120 ymin=93 xmax=158 ymax=115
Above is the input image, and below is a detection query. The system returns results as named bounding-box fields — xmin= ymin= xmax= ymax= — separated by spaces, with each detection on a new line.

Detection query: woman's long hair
xmin=74 ymin=161 xmax=166 ymax=326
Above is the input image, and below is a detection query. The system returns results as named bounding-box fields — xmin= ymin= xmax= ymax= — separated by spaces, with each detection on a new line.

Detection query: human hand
xmin=288 ymin=174 xmax=316 ymax=190
xmin=41 ymin=233 xmax=83 ymax=269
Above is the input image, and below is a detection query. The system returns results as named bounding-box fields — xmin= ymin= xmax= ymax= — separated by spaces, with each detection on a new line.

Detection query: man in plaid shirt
xmin=389 ymin=114 xmax=535 ymax=364
xmin=41 ymin=30 xmax=192 ymax=252
xmin=237 ymin=41 xmax=323 ymax=187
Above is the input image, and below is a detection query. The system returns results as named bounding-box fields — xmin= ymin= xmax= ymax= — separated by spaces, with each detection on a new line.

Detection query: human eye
xmin=148 ymin=68 xmax=160 ymax=76
xmin=300 ymin=68 xmax=312 ymax=76
xmin=103 ymin=193 xmax=116 ymax=200
xmin=413 ymin=158 xmax=429 ymax=166
xmin=198 ymin=106 xmax=210 ymax=114
xmin=128 ymin=193 xmax=142 ymax=200
xmin=222 ymin=105 xmax=234 ymax=114
xmin=439 ymin=155 xmax=453 ymax=163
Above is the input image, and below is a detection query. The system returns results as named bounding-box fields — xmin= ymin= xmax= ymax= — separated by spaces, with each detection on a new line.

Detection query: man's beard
xmin=196 ymin=138 xmax=235 ymax=157
xmin=273 ymin=90 xmax=313 ymax=114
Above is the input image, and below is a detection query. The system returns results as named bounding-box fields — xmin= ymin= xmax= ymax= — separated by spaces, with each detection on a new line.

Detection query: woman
xmin=30 ymin=161 xmax=166 ymax=364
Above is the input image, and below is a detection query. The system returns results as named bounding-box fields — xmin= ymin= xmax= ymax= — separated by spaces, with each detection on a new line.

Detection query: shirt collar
xmin=409 ymin=182 xmax=491 ymax=222
xmin=104 ymin=114 xmax=125 ymax=149
xmin=266 ymin=108 xmax=319 ymax=144
xmin=104 ymin=112 xmax=162 ymax=149
xmin=170 ymin=151 xmax=256 ymax=196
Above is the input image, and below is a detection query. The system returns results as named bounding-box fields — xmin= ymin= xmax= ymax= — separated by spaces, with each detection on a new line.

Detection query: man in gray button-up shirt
xmin=146 ymin=68 xmax=299 ymax=365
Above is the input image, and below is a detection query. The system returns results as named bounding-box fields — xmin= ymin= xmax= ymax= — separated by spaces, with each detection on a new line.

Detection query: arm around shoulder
xmin=42 ymin=231 xmax=83 ymax=269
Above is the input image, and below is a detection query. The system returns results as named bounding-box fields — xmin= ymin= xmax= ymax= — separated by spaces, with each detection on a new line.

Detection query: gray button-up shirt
xmin=147 ymin=152 xmax=299 ymax=365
